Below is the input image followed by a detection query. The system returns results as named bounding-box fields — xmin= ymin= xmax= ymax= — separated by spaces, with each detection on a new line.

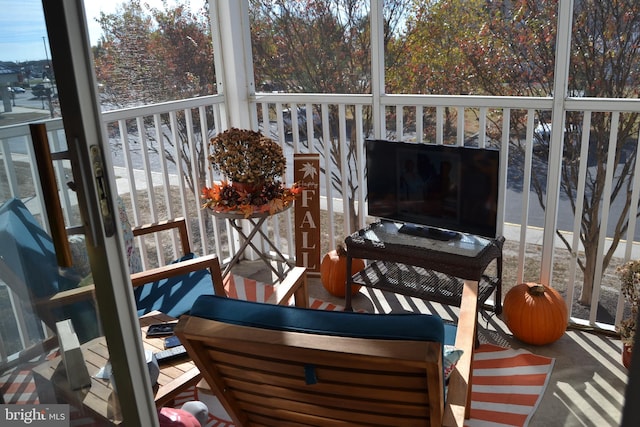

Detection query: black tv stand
xmin=345 ymin=221 xmax=504 ymax=314
xmin=398 ymin=223 xmax=461 ymax=241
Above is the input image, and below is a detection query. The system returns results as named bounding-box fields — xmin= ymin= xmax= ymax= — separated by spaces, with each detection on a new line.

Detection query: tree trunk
xmin=348 ymin=196 xmax=359 ymax=236
xmin=579 ymin=244 xmax=599 ymax=306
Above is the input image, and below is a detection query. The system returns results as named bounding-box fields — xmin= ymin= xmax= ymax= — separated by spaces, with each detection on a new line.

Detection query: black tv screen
xmin=365 ymin=139 xmax=500 ymax=238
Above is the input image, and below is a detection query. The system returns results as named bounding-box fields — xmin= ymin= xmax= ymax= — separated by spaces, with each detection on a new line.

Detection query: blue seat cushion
xmin=190 ymin=294 xmax=455 ymax=344
xmin=0 ymin=198 xmax=78 ymax=299
xmin=0 ymin=198 xmax=99 ymax=343
xmin=134 ymin=254 xmax=218 ymax=318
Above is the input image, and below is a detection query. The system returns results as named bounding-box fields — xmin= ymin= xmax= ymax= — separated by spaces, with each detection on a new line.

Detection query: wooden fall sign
xmin=294 ymin=154 xmax=321 ymax=275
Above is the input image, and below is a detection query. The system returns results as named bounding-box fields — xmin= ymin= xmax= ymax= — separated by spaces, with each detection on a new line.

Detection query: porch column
xmin=209 ymin=0 xmax=265 ymax=264
xmin=370 ymin=0 xmax=385 ymax=139
xmin=540 ymin=0 xmax=574 ymax=289
xmin=209 ymin=0 xmax=256 ymax=129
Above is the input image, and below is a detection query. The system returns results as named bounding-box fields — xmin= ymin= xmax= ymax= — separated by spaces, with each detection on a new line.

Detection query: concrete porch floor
xmin=231 ymin=260 xmax=628 ymax=427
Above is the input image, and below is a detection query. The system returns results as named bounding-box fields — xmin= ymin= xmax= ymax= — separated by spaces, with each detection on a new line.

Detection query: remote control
xmin=154 ymin=345 xmax=188 ymax=363
xmin=146 ymin=322 xmax=177 ymax=337
xmin=398 ymin=224 xmax=461 ymax=241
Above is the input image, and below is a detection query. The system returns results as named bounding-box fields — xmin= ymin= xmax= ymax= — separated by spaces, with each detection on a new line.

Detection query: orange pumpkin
xmin=503 ymin=282 xmax=568 ymax=345
xmin=320 ymin=245 xmax=365 ymax=297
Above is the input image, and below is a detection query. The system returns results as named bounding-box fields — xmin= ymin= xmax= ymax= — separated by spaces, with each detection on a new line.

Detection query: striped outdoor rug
xmin=223 ymin=272 xmax=346 ymax=311
xmin=0 ymin=275 xmax=554 ymax=427
xmin=466 ymin=344 xmax=555 ymax=427
xmin=172 ymin=344 xmax=554 ymax=427
xmin=174 ymin=274 xmax=555 ymax=427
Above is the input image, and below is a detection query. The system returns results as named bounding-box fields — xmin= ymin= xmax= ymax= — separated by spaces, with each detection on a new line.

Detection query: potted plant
xmin=202 ymin=128 xmax=299 ymax=217
xmin=616 ymin=260 xmax=640 ymax=368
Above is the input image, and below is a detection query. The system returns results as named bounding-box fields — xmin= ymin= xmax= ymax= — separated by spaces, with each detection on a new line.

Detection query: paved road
xmin=4 ymin=91 xmax=55 ymax=112
xmin=0 ymin=104 xmax=50 ymax=126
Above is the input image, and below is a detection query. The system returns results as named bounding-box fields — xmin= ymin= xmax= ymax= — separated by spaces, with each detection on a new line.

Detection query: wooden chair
xmin=129 ymin=216 xmax=227 ymax=317
xmin=0 ymin=197 xmax=307 ymax=334
xmin=0 ymin=198 xmax=216 ymax=342
xmin=0 ymin=197 xmax=101 ymax=346
xmin=130 ymin=217 xmax=308 ymax=316
xmin=0 ymin=197 xmax=307 ymax=407
xmin=131 ymin=218 xmax=308 ymax=408
xmin=175 ymin=280 xmax=478 ymax=427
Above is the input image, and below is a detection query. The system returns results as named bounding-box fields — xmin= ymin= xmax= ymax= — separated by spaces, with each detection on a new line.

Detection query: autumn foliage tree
xmin=470 ymin=0 xmax=640 ymax=306
xmin=249 ymin=0 xmax=410 ymax=231
xmin=386 ymin=0 xmax=488 ymax=141
xmin=387 ymin=0 xmax=485 ymax=96
xmin=93 ymin=0 xmax=640 ymax=307
xmin=94 ymin=0 xmax=214 ymax=105
xmin=396 ymin=0 xmax=640 ymax=306
xmin=93 ymin=0 xmax=215 ymax=193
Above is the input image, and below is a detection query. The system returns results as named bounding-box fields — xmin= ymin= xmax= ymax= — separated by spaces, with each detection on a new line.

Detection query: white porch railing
xmin=2 ymin=92 xmax=640 ymax=360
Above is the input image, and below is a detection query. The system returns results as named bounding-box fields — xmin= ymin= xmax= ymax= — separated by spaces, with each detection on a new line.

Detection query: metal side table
xmin=212 ymin=206 xmax=294 ymax=280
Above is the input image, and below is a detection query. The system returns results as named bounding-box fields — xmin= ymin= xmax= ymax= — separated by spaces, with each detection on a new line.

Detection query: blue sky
xmin=0 ymin=0 xmax=184 ymax=63
xmin=0 ymin=1 xmax=50 ymax=62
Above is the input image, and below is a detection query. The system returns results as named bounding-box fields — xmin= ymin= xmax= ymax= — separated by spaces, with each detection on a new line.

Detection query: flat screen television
xmin=365 ymin=139 xmax=500 ymax=238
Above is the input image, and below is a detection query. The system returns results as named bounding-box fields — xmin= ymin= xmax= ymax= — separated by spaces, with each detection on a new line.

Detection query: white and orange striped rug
xmin=223 ymin=272 xmax=348 ymax=311
xmin=465 ymin=344 xmax=555 ymax=427
xmin=175 ymin=274 xmax=556 ymax=427
xmin=0 ymin=274 xmax=554 ymax=427
xmin=172 ymin=344 xmax=554 ymax=427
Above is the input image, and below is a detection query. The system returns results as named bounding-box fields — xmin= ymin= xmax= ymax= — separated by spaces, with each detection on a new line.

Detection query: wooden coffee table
xmin=32 ymin=312 xmax=200 ymax=425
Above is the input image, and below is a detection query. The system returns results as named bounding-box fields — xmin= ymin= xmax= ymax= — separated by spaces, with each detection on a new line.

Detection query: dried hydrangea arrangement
xmin=207 ymin=127 xmax=285 ymax=184
xmin=202 ymin=128 xmax=299 ymax=217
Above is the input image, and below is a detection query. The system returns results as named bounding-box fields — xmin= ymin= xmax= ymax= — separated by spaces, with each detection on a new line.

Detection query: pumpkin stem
xmin=336 ymin=243 xmax=348 ymax=257
xmin=528 ymin=284 xmax=547 ymax=296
